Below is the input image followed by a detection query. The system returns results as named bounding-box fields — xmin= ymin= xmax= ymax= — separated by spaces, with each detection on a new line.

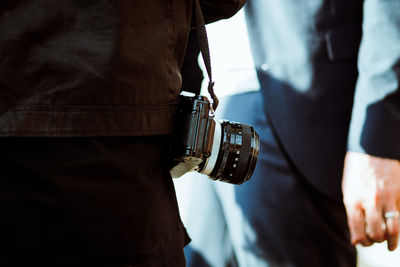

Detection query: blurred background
xmin=175 ymin=9 xmax=400 ymax=267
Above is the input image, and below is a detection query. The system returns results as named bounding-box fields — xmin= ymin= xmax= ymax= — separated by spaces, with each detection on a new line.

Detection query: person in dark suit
xmin=183 ymin=0 xmax=400 ymax=266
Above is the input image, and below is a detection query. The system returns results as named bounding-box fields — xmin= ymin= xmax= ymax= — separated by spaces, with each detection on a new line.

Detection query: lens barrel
xmin=206 ymin=121 xmax=260 ymax=184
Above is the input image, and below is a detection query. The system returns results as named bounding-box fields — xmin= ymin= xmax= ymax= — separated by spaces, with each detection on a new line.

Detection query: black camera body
xmin=170 ymin=94 xmax=259 ymax=185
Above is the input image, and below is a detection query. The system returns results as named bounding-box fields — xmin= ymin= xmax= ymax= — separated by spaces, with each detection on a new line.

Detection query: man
xmin=0 ymin=1 xmax=246 ymax=266
xmin=184 ymin=0 xmax=400 ymax=266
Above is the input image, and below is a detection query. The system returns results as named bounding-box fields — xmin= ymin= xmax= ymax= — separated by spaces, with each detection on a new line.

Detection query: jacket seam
xmin=167 ymin=0 xmax=175 ymax=99
xmin=0 ymin=102 xmax=178 ymax=112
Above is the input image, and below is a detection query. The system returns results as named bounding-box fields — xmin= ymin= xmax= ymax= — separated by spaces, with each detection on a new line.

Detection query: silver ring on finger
xmin=384 ymin=211 xmax=400 ymax=220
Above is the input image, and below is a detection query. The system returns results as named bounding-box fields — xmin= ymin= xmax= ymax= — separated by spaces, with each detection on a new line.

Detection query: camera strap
xmin=193 ymin=0 xmax=219 ymax=112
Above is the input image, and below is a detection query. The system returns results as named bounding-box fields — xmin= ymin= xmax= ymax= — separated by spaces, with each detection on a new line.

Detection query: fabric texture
xmin=0 ymin=1 xmax=248 ymax=266
xmin=0 ymin=0 xmax=246 ymax=137
xmin=0 ymin=136 xmax=189 ymax=266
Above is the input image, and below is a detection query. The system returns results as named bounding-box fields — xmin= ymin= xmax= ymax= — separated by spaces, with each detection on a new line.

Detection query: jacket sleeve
xmin=200 ymin=0 xmax=247 ymax=24
xmin=347 ymin=0 xmax=400 ymax=159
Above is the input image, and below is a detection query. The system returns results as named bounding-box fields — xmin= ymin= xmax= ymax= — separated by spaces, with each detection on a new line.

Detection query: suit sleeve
xmin=200 ymin=0 xmax=246 ymax=24
xmin=347 ymin=0 xmax=400 ymax=159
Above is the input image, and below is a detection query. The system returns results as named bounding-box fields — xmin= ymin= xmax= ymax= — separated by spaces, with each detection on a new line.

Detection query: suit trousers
xmin=184 ymin=91 xmax=356 ymax=267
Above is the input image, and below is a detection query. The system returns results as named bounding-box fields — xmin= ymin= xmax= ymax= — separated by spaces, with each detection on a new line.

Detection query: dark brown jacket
xmin=0 ymin=0 xmax=245 ymax=136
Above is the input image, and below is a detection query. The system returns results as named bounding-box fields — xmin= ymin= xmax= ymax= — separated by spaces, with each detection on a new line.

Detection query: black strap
xmin=193 ymin=0 xmax=219 ymax=111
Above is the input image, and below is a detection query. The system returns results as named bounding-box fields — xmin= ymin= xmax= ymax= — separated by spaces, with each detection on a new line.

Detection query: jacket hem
xmin=0 ymin=102 xmax=178 ymax=137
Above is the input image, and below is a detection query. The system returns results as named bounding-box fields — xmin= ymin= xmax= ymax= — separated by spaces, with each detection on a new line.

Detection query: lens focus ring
xmin=234 ymin=124 xmax=252 ymax=181
xmin=209 ymin=121 xmax=259 ymax=184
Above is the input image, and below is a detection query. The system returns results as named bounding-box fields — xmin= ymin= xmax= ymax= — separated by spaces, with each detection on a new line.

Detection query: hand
xmin=342 ymin=151 xmax=400 ymax=251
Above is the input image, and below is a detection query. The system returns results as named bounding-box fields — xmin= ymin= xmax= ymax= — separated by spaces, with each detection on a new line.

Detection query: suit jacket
xmin=245 ymin=0 xmax=400 ymax=199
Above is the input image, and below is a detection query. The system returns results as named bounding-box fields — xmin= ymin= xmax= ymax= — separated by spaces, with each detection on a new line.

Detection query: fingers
xmin=347 ymin=205 xmax=374 ymax=246
xmin=386 ymin=216 xmax=399 ymax=251
xmin=364 ymin=206 xmax=386 ymax=243
xmin=384 ymin=205 xmax=400 ymax=251
xmin=347 ymin=204 xmax=400 ymax=250
xmin=342 ymin=152 xmax=400 ymax=250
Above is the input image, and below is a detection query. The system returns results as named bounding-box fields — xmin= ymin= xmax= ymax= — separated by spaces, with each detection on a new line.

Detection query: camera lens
xmin=200 ymin=120 xmax=260 ymax=184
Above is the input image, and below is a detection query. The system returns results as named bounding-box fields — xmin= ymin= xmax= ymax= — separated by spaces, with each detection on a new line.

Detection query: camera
xmin=170 ymin=94 xmax=260 ymax=184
